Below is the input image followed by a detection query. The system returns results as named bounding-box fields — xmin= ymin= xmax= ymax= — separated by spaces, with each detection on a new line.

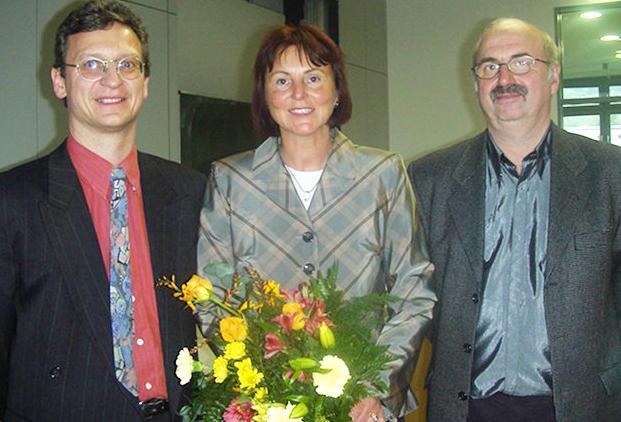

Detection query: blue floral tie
xmin=109 ymin=167 xmax=137 ymax=395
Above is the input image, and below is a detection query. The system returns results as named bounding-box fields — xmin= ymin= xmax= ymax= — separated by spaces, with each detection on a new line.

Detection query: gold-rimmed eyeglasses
xmin=63 ymin=57 xmax=145 ymax=81
xmin=472 ymin=55 xmax=550 ymax=79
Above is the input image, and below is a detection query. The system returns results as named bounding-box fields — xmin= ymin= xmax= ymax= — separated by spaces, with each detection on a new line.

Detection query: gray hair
xmin=472 ymin=18 xmax=559 ymax=67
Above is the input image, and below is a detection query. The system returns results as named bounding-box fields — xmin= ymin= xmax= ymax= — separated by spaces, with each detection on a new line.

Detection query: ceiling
xmin=560 ymin=5 xmax=621 ymax=79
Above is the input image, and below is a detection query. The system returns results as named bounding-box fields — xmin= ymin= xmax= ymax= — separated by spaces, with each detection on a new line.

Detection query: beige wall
xmin=6 ymin=0 xmax=613 ymax=169
xmin=339 ymin=0 xmax=389 ymax=150
xmin=0 ymin=0 xmax=176 ymax=169
xmin=387 ymin=0 xmax=616 ymax=163
xmin=176 ymin=0 xmax=282 ymax=103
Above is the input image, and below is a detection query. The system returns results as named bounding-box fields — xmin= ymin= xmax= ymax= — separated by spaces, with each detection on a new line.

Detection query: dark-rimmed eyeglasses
xmin=472 ymin=55 xmax=550 ymax=79
xmin=63 ymin=57 xmax=145 ymax=81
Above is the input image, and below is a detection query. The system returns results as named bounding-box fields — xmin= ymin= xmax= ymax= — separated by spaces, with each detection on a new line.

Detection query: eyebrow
xmin=477 ymin=52 xmax=532 ymax=63
xmin=269 ymin=67 xmax=326 ymax=76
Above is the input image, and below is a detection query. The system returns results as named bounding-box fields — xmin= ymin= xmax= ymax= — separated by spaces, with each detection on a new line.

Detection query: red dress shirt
xmin=67 ymin=136 xmax=167 ymax=400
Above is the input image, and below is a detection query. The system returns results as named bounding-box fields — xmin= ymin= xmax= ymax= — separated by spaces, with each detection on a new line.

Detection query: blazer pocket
xmin=599 ymin=362 xmax=621 ymax=396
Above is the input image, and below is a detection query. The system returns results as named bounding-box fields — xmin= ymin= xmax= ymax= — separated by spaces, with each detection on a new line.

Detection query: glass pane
xmin=563 ymin=115 xmax=600 ymax=141
xmin=611 ymin=86 xmax=621 ymax=97
xmin=563 ymin=86 xmax=599 ymax=99
xmin=612 ymin=114 xmax=621 ymax=146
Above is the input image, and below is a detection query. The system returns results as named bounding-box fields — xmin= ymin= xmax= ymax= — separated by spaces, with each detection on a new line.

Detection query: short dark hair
xmin=54 ymin=0 xmax=150 ymax=77
xmin=252 ymin=24 xmax=352 ymax=139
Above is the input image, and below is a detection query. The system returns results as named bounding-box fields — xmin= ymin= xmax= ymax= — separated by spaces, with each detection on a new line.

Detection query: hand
xmin=349 ymin=397 xmax=385 ymax=422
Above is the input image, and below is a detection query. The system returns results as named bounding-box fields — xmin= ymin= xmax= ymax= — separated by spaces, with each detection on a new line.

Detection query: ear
xmin=142 ymin=76 xmax=149 ymax=100
xmin=548 ymin=63 xmax=561 ymax=95
xmin=51 ymin=67 xmax=67 ymax=99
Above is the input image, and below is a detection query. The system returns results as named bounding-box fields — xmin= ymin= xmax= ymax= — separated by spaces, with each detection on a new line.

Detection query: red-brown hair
xmin=252 ymin=24 xmax=352 ymax=138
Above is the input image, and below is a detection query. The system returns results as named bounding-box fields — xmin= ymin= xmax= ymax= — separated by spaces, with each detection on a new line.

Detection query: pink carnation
xmin=223 ymin=398 xmax=255 ymax=422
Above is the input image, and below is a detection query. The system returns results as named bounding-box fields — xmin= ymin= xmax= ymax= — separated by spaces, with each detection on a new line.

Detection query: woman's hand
xmin=349 ymin=397 xmax=385 ymax=422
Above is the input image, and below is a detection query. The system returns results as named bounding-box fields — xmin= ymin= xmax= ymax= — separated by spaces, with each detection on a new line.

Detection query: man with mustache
xmin=408 ymin=18 xmax=621 ymax=421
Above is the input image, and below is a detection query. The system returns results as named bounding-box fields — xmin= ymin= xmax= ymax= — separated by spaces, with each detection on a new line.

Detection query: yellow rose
xmin=212 ymin=356 xmax=228 ymax=383
xmin=184 ymin=275 xmax=212 ymax=302
xmin=224 ymin=341 xmax=246 ymax=360
xmin=220 ymin=316 xmax=248 ymax=342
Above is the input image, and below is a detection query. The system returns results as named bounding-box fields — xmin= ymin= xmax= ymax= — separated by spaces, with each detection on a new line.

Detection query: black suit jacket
xmin=408 ymin=125 xmax=621 ymax=422
xmin=0 ymin=142 xmax=206 ymax=421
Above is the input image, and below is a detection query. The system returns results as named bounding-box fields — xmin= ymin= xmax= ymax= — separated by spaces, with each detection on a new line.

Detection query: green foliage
xmin=175 ymin=264 xmax=397 ymax=421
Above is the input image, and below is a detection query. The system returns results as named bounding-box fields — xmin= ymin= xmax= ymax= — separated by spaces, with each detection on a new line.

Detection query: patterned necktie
xmin=109 ymin=167 xmax=138 ymax=395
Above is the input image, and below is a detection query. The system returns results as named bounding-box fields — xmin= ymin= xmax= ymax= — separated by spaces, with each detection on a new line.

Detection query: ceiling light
xmin=601 ymin=34 xmax=621 ymax=42
xmin=580 ymin=11 xmax=602 ymax=19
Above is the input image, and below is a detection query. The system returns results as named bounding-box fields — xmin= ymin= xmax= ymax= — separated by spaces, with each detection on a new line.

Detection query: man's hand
xmin=349 ymin=397 xmax=385 ymax=422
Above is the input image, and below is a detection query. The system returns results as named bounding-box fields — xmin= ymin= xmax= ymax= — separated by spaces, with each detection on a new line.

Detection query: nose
xmin=99 ymin=63 xmax=123 ymax=87
xmin=497 ymin=64 xmax=515 ymax=85
xmin=291 ymin=80 xmax=306 ymax=100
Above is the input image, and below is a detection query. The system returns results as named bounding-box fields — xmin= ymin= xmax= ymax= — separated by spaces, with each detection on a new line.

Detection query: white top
xmin=285 ymin=165 xmax=324 ymax=210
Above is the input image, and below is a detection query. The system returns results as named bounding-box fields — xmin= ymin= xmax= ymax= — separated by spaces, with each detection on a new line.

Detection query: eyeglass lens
xmin=475 ymin=56 xmax=536 ymax=79
xmin=78 ymin=58 xmax=143 ymax=80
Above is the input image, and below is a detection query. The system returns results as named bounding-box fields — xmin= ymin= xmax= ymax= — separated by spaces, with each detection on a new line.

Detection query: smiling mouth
xmin=96 ymin=97 xmax=125 ymax=104
xmin=289 ymin=107 xmax=314 ymax=114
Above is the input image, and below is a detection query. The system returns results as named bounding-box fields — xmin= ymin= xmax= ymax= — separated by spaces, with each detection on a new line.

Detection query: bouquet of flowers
xmin=160 ymin=263 xmax=395 ymax=421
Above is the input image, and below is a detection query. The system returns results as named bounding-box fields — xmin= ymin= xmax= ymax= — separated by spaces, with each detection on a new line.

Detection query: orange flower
xmin=219 ymin=317 xmax=248 ymax=342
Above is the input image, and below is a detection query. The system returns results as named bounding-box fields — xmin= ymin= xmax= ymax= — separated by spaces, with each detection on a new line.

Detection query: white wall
xmin=387 ymin=0 xmax=615 ymax=163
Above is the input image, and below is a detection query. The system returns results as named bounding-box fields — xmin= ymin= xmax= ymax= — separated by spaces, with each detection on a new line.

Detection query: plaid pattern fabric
xmin=197 ymin=130 xmax=436 ymax=416
xmin=109 ymin=167 xmax=137 ymax=396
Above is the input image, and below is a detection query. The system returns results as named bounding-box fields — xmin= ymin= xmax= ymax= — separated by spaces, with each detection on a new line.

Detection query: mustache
xmin=491 ymin=84 xmax=528 ymax=101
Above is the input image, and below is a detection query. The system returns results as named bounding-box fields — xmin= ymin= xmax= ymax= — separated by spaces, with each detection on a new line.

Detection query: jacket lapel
xmin=545 ymin=125 xmax=590 ymax=280
xmin=448 ymin=133 xmax=487 ymax=286
xmin=251 ymin=137 xmax=311 ymax=224
xmin=309 ymin=131 xmax=357 ymax=217
xmin=138 ymin=154 xmax=185 ymax=410
xmin=39 ymin=143 xmax=117 ymax=377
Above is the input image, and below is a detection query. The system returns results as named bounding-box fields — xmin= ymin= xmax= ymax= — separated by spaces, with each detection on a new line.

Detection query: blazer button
xmin=303 ymin=263 xmax=315 ymax=275
xmin=463 ymin=343 xmax=472 ymax=353
xmin=457 ymin=391 xmax=469 ymax=401
xmin=302 ymin=231 xmax=314 ymax=242
xmin=49 ymin=366 xmax=62 ymax=379
xmin=471 ymin=293 xmax=479 ymax=304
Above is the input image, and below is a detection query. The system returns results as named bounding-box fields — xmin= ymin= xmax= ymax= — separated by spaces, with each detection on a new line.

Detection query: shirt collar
xmin=486 ymin=127 xmax=552 ymax=181
xmin=67 ymin=135 xmax=141 ymax=197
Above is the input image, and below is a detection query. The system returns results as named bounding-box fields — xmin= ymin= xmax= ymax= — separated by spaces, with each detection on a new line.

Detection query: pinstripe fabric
xmin=0 ymin=142 xmax=206 ymax=421
xmin=197 ymin=130 xmax=436 ymax=417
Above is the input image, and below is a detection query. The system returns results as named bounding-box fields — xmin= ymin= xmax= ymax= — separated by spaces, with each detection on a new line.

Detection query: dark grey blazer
xmin=0 ymin=142 xmax=206 ymax=421
xmin=408 ymin=124 xmax=621 ymax=422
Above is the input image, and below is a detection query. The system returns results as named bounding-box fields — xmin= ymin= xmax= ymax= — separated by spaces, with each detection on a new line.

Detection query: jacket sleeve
xmin=195 ymin=164 xmax=237 ymax=336
xmin=376 ymin=157 xmax=436 ymax=418
xmin=0 ymin=185 xmax=17 ymax=417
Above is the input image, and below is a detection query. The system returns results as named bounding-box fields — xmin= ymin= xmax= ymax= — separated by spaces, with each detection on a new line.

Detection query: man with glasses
xmin=408 ymin=18 xmax=621 ymax=421
xmin=0 ymin=1 xmax=205 ymax=420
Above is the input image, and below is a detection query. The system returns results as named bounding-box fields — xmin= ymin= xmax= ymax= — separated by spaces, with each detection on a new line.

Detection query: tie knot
xmin=111 ymin=167 xmax=126 ymax=181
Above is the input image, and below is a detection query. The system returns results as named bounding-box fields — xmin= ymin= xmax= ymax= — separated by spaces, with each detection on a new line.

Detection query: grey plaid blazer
xmin=197 ymin=130 xmax=436 ymax=417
